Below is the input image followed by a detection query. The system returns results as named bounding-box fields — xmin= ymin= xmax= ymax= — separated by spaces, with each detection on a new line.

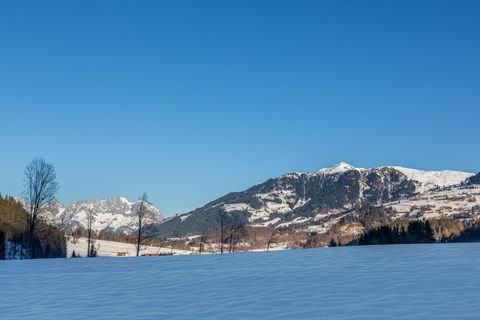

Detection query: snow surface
xmin=2 ymin=244 xmax=480 ymax=319
xmin=66 ymin=237 xmax=191 ymax=257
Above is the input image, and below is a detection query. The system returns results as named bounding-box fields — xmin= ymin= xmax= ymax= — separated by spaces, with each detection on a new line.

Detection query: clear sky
xmin=0 ymin=1 xmax=479 ymax=216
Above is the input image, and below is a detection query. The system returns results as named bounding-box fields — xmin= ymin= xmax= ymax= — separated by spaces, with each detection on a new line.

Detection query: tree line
xmin=358 ymin=220 xmax=435 ymax=245
xmin=0 ymin=194 xmax=65 ymax=259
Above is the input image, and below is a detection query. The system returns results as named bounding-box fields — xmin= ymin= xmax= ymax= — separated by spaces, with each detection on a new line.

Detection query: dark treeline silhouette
xmin=358 ymin=220 xmax=435 ymax=245
xmin=445 ymin=222 xmax=480 ymax=243
xmin=305 ymin=205 xmax=394 ymax=247
xmin=467 ymin=172 xmax=480 ymax=185
xmin=0 ymin=229 xmax=5 ymax=259
xmin=0 ymin=194 xmax=66 ymax=259
xmin=70 ymin=227 xmax=136 ymax=244
xmin=97 ymin=229 xmax=137 ymax=243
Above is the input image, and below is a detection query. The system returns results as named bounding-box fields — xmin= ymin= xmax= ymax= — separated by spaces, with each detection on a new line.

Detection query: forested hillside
xmin=0 ymin=195 xmax=66 ymax=259
xmin=468 ymin=172 xmax=480 ymax=185
xmin=152 ymin=163 xmax=474 ymax=239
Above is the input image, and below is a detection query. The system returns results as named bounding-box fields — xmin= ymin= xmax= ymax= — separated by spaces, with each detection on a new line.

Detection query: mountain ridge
xmin=44 ymin=197 xmax=164 ymax=233
xmin=34 ymin=163 xmax=477 ymax=237
xmin=151 ymin=163 xmax=476 ymax=238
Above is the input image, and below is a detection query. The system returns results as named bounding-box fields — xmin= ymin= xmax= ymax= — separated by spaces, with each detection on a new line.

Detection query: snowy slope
xmin=317 ymin=162 xmax=472 ymax=188
xmin=387 ymin=166 xmax=473 ymax=192
xmin=318 ymin=163 xmax=472 ymax=191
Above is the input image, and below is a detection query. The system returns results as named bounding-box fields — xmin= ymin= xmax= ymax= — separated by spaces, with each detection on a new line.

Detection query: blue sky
xmin=0 ymin=1 xmax=479 ymax=215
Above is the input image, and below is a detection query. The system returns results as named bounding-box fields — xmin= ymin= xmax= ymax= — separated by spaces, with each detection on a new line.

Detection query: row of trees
xmin=358 ymin=220 xmax=435 ymax=245
xmin=216 ymin=211 xmax=248 ymax=253
xmin=446 ymin=222 xmax=480 ymax=242
xmin=193 ymin=211 xmax=287 ymax=254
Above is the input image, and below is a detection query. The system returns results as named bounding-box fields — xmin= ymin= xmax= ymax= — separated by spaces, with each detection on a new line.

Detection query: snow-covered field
xmin=1 ymin=244 xmax=480 ymax=319
xmin=67 ymin=237 xmax=192 ymax=257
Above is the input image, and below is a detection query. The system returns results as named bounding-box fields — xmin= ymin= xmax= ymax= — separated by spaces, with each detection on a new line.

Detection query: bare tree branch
xmin=133 ymin=193 xmax=154 ymax=257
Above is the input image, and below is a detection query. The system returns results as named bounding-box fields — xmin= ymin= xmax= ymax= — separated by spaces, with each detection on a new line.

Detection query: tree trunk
xmin=87 ymin=230 xmax=91 ymax=257
xmin=28 ymin=220 xmax=36 ymax=259
xmin=220 ymin=220 xmax=224 ymax=254
xmin=136 ymin=224 xmax=141 ymax=257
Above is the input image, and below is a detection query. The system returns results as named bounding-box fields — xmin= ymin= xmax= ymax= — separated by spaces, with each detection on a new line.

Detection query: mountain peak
xmin=317 ymin=162 xmax=358 ymax=175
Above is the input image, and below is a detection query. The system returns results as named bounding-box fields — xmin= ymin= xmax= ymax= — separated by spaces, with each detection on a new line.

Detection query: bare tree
xmin=217 ymin=210 xmax=228 ymax=254
xmin=86 ymin=208 xmax=96 ymax=257
xmin=134 ymin=193 xmax=151 ymax=257
xmin=199 ymin=234 xmax=207 ymax=254
xmin=71 ymin=228 xmax=83 ymax=245
xmin=266 ymin=230 xmax=277 ymax=252
xmin=23 ymin=157 xmax=59 ymax=258
xmin=227 ymin=215 xmax=246 ymax=253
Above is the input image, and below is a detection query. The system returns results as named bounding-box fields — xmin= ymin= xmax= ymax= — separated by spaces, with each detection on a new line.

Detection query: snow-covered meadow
xmin=67 ymin=237 xmax=191 ymax=257
xmin=1 ymin=243 xmax=480 ymax=319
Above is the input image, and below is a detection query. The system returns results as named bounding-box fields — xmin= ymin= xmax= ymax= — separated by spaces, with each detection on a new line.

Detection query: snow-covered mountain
xmin=388 ymin=166 xmax=473 ymax=192
xmin=47 ymin=197 xmax=164 ymax=233
xmin=152 ymin=163 xmax=476 ymax=238
xmin=317 ymin=162 xmax=362 ymax=175
xmin=319 ymin=162 xmax=472 ymax=190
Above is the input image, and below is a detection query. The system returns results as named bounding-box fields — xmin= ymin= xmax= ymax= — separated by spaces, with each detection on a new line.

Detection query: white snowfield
xmin=4 ymin=244 xmax=480 ymax=319
xmin=67 ymin=237 xmax=192 ymax=257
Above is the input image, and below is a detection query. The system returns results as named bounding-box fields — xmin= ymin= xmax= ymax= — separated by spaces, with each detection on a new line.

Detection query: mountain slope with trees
xmin=0 ymin=195 xmax=66 ymax=259
xmin=151 ymin=163 xmax=473 ymax=238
